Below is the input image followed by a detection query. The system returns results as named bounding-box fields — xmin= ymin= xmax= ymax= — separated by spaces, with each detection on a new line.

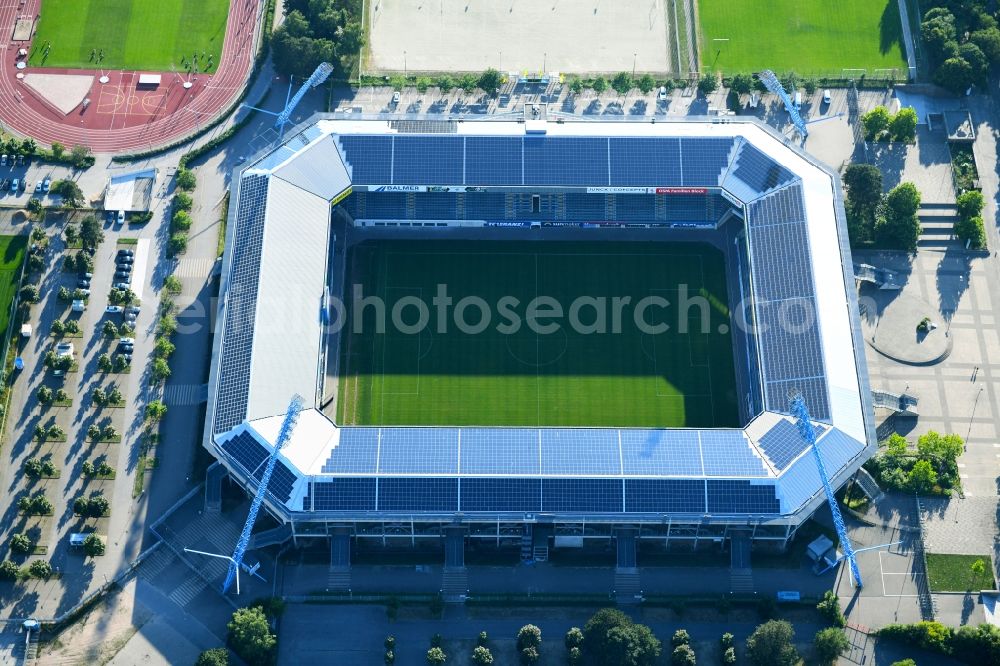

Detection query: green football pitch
xmin=0 ymin=235 xmax=27 ymax=338
xmin=337 ymin=240 xmax=739 ymax=429
xmin=29 ymin=0 xmax=230 ymax=71
xmin=698 ymin=0 xmax=908 ymax=76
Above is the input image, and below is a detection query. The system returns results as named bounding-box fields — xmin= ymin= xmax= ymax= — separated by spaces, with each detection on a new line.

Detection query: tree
xmin=26 ymin=197 xmax=43 ymax=218
xmin=145 ymin=400 xmax=168 ymax=421
xmin=478 ymin=68 xmax=503 ymax=95
xmin=50 ymin=142 xmax=66 ymax=160
xmin=861 ymin=106 xmax=891 ymax=141
xmin=28 ymin=559 xmax=52 ymax=578
xmin=612 ymin=72 xmax=633 ymax=95
xmin=168 ymin=233 xmax=188 ymax=256
xmin=23 ymin=458 xmax=42 ymax=477
xmin=517 ymin=625 xmax=542 ymax=651
xmin=565 ymin=627 xmax=584 ymax=649
xmin=886 ymin=432 xmax=908 ymax=456
xmin=953 ymin=624 xmax=1000 ymax=663
xmin=0 ymin=560 xmax=18 ymax=580
xmin=164 ymin=275 xmax=183 ymax=294
xmin=70 ymin=145 xmax=93 ymax=169
xmin=876 ymin=182 xmax=921 ymax=251
xmin=154 ymin=338 xmax=175 ymax=359
xmin=176 ymin=168 xmax=197 ymax=191
xmin=959 ymin=42 xmax=989 ymax=82
xmin=54 ymin=388 xmax=68 ymax=403
xmin=98 ymin=354 xmax=112 ymax=372
xmin=80 ymin=215 xmax=103 ymax=250
xmin=92 ymin=387 xmax=107 ymax=406
xmin=720 ymin=633 xmax=734 ymax=650
xmin=471 ymin=645 xmax=493 ymax=665
xmin=934 ymin=57 xmax=975 ymax=95
xmin=20 ymin=285 xmax=39 ymax=304
xmin=607 ymin=623 xmax=661 ymax=666
xmin=916 ymin=431 xmax=963 ymax=463
xmin=103 ymin=321 xmax=119 ymax=338
xmin=196 ymin=648 xmax=230 ymax=666
xmin=101 ymin=425 xmax=118 ymax=441
xmin=519 ymin=646 xmax=539 ymax=664
xmin=83 ymin=534 xmax=105 ymax=556
xmin=20 ymin=138 xmax=36 ymax=157
xmin=113 ymin=354 xmax=129 ymax=372
xmin=459 ymin=73 xmax=479 ymax=93
xmin=890 ymin=107 xmax=918 ymax=143
xmin=697 ymin=73 xmax=718 ymax=96
xmin=10 ymin=533 xmax=32 ymax=554
xmin=159 ymin=314 xmax=178 ymax=337
xmin=817 ymin=590 xmax=846 ymax=627
xmin=172 ymin=210 xmax=192 ymax=232
xmin=568 ymin=647 xmax=582 ymax=664
xmin=722 ymin=647 xmax=736 ymax=664
xmin=228 ymin=606 xmax=276 ymax=666
xmin=50 ymin=320 xmax=65 ymax=336
xmin=89 ymin=494 xmax=110 ymax=517
xmin=592 ymin=76 xmax=608 ymax=93
xmin=584 ymin=608 xmax=632 ymax=661
xmin=637 ymin=74 xmax=656 ymax=94
xmin=908 ymin=459 xmax=938 ymax=493
xmin=671 ymin=644 xmax=696 ymax=666
xmin=152 ymin=358 xmax=171 ymax=382
xmin=672 ymin=629 xmax=690 ymax=647
xmin=745 ymin=620 xmax=798 ymax=666
xmin=174 ymin=192 xmax=193 ymax=211
xmin=971 ymin=558 xmax=988 ymax=586
xmin=107 ymin=387 xmax=122 ymax=405
xmin=970 ymin=28 xmax=1000 ymax=64
xmin=52 ymin=179 xmax=85 ymax=208
xmin=36 ymin=386 xmax=53 ymax=404
xmin=890 ymin=661 xmax=916 ymax=666
xmin=730 ymin=73 xmax=754 ymax=95
xmin=426 ymin=647 xmax=447 ymax=665
xmin=921 ymin=8 xmax=958 ymax=66
xmin=813 ymin=627 xmax=849 ymax=665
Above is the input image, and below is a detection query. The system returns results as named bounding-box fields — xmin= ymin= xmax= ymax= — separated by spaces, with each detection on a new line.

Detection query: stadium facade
xmin=204 ymin=110 xmax=875 ymax=554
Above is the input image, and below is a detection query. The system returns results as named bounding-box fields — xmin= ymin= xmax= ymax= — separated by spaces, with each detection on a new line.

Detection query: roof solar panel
xmin=322 ymin=428 xmax=379 ymax=474
xmin=625 ymin=479 xmax=706 ymax=513
xmin=221 ymin=431 xmax=269 ymax=476
xmin=756 ymin=418 xmax=810 ymax=470
xmin=680 ymin=138 xmax=735 ymax=186
xmin=305 ymin=478 xmax=376 ymax=511
xmin=749 ymin=221 xmax=815 ymax=302
xmin=378 ymin=477 xmax=458 ymax=511
xmin=524 ymin=137 xmax=608 ymax=186
xmin=465 ymin=136 xmax=523 ymax=185
xmin=747 ymin=183 xmax=806 ymax=227
xmin=337 ymin=135 xmax=392 ymax=184
xmin=540 ymin=429 xmax=621 ymax=476
xmin=609 ymin=137 xmax=682 ymax=186
xmin=378 ymin=428 xmax=459 ymax=474
xmin=393 ymin=136 xmax=464 ymax=185
xmin=699 ymin=430 xmax=769 ymax=477
xmin=542 ymin=478 xmax=622 ymax=512
xmin=731 ymin=143 xmax=795 ymax=195
xmin=461 ymin=428 xmax=539 ymax=475
xmin=620 ymin=429 xmax=703 ymax=476
xmin=460 ymin=477 xmax=542 ymax=512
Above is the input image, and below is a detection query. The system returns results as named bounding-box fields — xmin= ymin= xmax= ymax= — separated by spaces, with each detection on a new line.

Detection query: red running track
xmin=0 ymin=0 xmax=261 ymax=153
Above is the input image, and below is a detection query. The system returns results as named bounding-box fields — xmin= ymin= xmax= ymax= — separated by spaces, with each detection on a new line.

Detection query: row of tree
xmin=861 ymin=105 xmax=918 ymax=143
xmin=921 ymin=1 xmax=1000 ymax=94
xmin=272 ymin=0 xmax=363 ymax=79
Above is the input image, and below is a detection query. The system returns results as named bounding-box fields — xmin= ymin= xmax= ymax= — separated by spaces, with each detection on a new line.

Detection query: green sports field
xmin=699 ymin=0 xmax=908 ymax=76
xmin=0 ymin=236 xmax=27 ymax=337
xmin=337 ymin=241 xmax=739 ymax=429
xmin=29 ymin=0 xmax=230 ymax=71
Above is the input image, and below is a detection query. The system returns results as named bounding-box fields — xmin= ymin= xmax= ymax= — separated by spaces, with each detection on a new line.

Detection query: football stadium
xmin=204 ymin=109 xmax=875 ymax=564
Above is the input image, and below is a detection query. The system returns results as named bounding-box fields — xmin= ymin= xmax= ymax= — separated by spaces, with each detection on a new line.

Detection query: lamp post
xmin=543 ymin=52 xmax=547 ymax=73
xmin=632 ymin=52 xmax=637 ymax=80
xmin=403 ymin=50 xmax=407 ymax=78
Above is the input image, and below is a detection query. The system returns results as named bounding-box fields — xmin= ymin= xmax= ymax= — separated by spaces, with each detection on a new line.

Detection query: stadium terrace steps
xmin=327 ymin=567 xmax=351 ymax=592
xmin=442 ymin=567 xmax=469 ymax=601
xmin=614 ymin=569 xmax=642 ymax=604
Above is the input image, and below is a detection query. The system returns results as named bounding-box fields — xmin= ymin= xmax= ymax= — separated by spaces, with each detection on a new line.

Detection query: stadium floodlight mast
xmin=220 ymin=394 xmax=304 ymax=594
xmin=245 ymin=62 xmax=335 ymax=141
xmin=756 ymin=69 xmax=808 ymax=138
xmin=790 ymin=395 xmax=863 ymax=587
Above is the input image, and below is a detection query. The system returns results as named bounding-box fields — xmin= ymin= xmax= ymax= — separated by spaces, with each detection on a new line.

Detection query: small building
xmin=104 ymin=168 xmax=157 ymax=213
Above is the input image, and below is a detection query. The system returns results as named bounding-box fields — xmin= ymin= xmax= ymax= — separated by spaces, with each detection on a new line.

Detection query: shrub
xmin=426 ymin=646 xmax=446 ymax=665
xmin=671 ymin=644 xmax=696 ymax=666
xmin=146 ymin=400 xmax=168 ymax=421
xmin=565 ymin=627 xmax=584 ymax=649
xmin=814 ymin=627 xmax=850 ymax=665
xmin=471 ymin=645 xmax=493 ymax=665
xmin=745 ymin=620 xmax=798 ymax=666
xmin=195 ymin=648 xmax=230 ymax=666
xmin=722 ymin=646 xmax=736 ymax=664
xmin=477 ymin=632 xmax=488 ymax=647
xmin=672 ymin=629 xmax=690 ymax=647
xmin=520 ymin=646 xmax=539 ymax=664
xmin=384 ymin=636 xmax=396 ymax=650
xmin=172 ymin=210 xmax=192 ymax=232
xmin=176 ymin=168 xmax=197 ymax=191
xmin=168 ymin=233 xmax=188 ymax=256
xmin=151 ymin=358 xmax=171 ymax=382
xmin=878 ymin=622 xmax=952 ymax=654
xmin=227 ymin=606 xmax=277 ymax=666
xmin=817 ymin=590 xmax=846 ymax=627
xmin=720 ymin=633 xmax=734 ymax=650
xmin=955 ymin=214 xmax=987 ymax=248
xmin=568 ymin=646 xmax=582 ymax=664
xmin=698 ymin=73 xmax=718 ymax=96
xmin=592 ymin=76 xmax=608 ymax=93
xmin=164 ymin=275 xmax=183 ymax=294
xmin=174 ymin=192 xmax=193 ymax=211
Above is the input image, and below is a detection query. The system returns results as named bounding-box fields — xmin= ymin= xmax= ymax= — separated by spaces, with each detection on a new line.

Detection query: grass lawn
xmin=0 ymin=235 xmax=27 ymax=338
xmin=925 ymin=553 xmax=996 ymax=592
xmin=29 ymin=0 xmax=230 ymax=71
xmin=338 ymin=240 xmax=738 ymax=428
xmin=698 ymin=0 xmax=908 ymax=76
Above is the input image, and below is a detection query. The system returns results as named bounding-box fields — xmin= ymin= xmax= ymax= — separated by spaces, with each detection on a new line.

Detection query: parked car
xmin=658 ymin=86 xmax=668 ymax=102
xmin=114 ymin=271 xmax=131 ymax=280
xmin=126 ymin=306 xmax=140 ymax=315
xmin=0 ymin=155 xmax=6 ymax=166
xmin=76 ymin=279 xmax=90 ymax=289
xmin=822 ymin=89 xmax=831 ymax=104
xmin=116 ymin=256 xmax=134 ymax=265
xmin=41 ymin=178 xmax=50 ymax=193
xmin=118 ymin=337 xmax=135 ymax=345
xmin=10 ymin=179 xmax=18 ymax=193
xmin=55 ymin=342 xmax=74 ymax=357
xmin=113 ymin=282 xmax=130 ymax=290
xmin=116 ymin=210 xmax=125 ymax=225
xmin=105 ymin=305 xmax=123 ymax=314
xmin=71 ymin=300 xmax=86 ymax=312
xmin=81 ymin=272 xmax=93 ymax=279
xmin=106 ymin=211 xmax=115 ymax=224
xmin=117 ymin=249 xmax=134 ymax=258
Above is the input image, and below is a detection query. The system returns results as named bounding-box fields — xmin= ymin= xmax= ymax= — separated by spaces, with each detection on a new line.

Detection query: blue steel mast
xmin=275 ymin=62 xmax=334 ymax=138
xmin=790 ymin=395 xmax=863 ymax=587
xmin=757 ymin=69 xmax=808 ymax=138
xmin=223 ymin=395 xmax=304 ymax=594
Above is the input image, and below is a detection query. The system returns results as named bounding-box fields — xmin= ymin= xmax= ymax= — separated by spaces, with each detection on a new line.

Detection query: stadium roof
xmin=204 ymin=113 xmax=874 ymax=523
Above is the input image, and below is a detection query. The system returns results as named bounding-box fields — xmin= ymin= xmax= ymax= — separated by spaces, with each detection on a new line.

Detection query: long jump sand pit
xmin=368 ymin=0 xmax=671 ymax=74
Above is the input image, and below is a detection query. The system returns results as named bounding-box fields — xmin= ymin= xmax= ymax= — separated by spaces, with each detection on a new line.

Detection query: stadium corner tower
xmin=205 ymin=109 xmax=875 ymax=555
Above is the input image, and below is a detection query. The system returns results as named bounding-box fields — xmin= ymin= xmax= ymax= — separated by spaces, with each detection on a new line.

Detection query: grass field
xmin=29 ymin=0 xmax=230 ymax=71
xmin=0 ymin=236 xmax=27 ymax=338
xmin=925 ymin=553 xmax=996 ymax=592
xmin=338 ymin=241 xmax=739 ymax=429
xmin=698 ymin=0 xmax=908 ymax=76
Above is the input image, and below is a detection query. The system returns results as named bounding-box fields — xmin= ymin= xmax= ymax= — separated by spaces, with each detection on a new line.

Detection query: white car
xmin=822 ymin=89 xmax=831 ymax=105
xmin=116 ymin=210 xmax=125 ymax=225
xmin=658 ymin=86 xmax=668 ymax=102
xmin=118 ymin=337 xmax=135 ymax=345
xmin=55 ymin=342 xmax=74 ymax=357
xmin=105 ymin=305 xmax=123 ymax=314
xmin=71 ymin=299 xmax=86 ymax=312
